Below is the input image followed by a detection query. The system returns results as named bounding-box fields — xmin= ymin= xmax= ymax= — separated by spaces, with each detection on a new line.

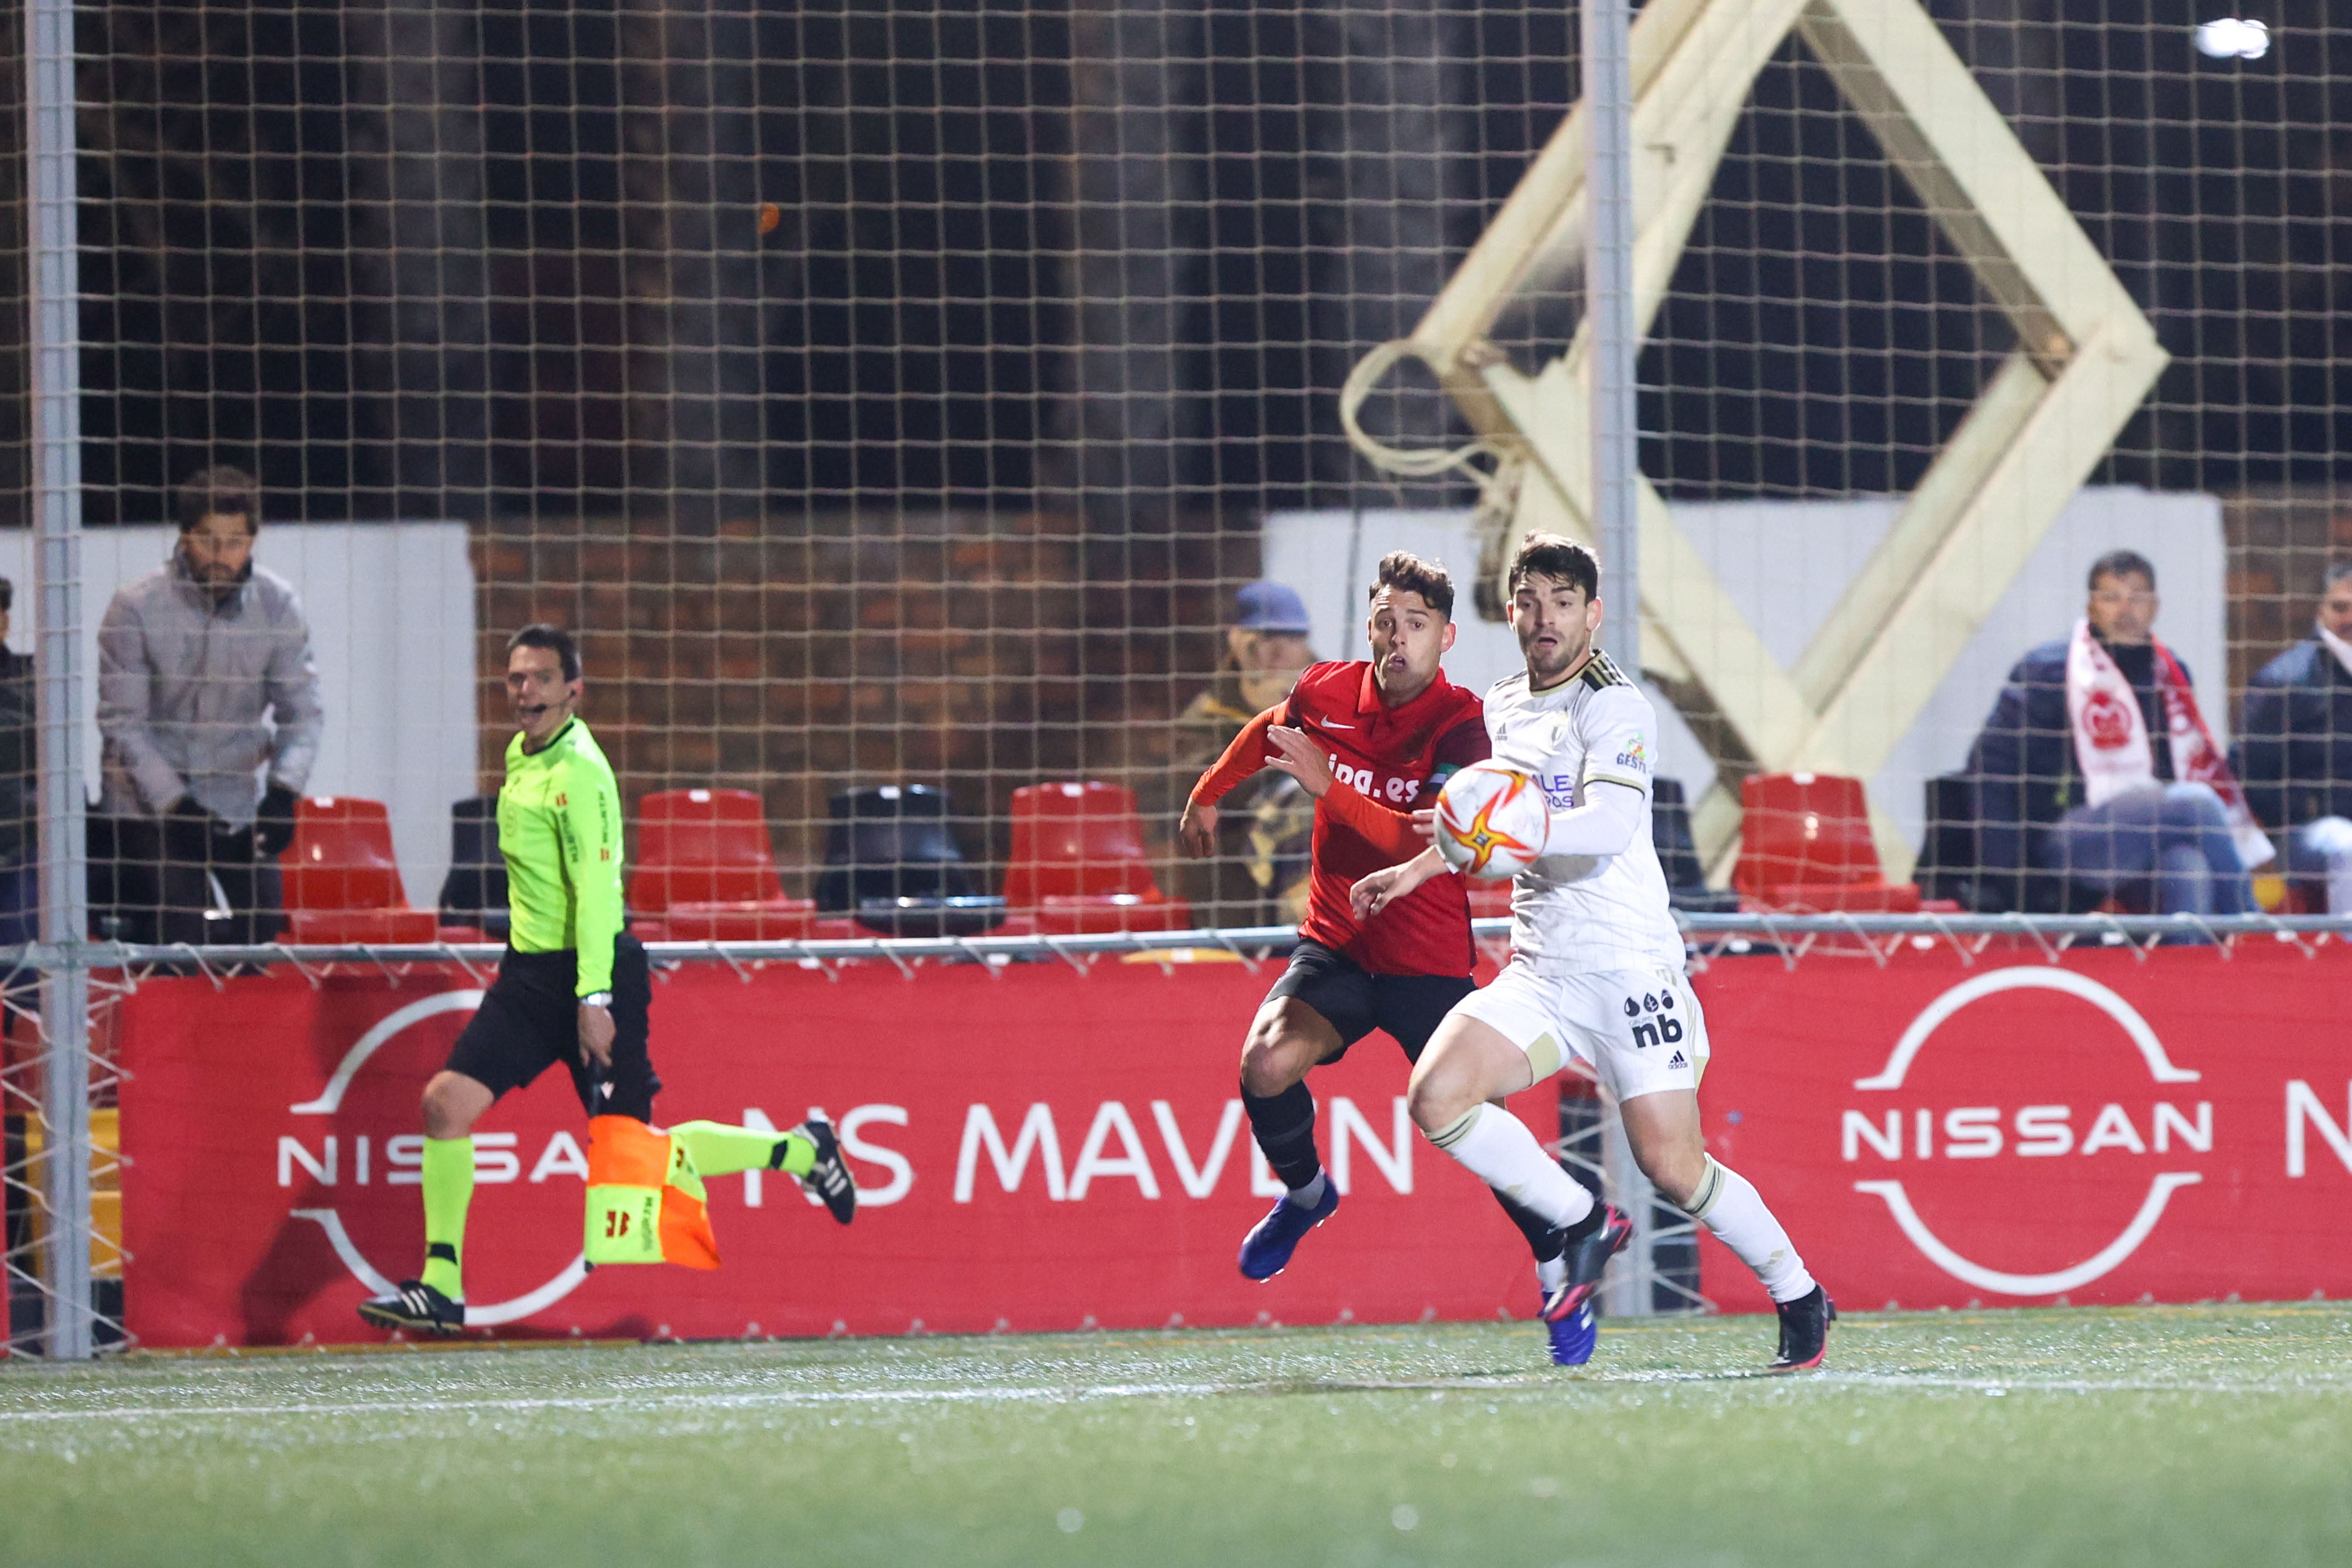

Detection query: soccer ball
xmin=1433 ymin=761 xmax=1549 ymax=879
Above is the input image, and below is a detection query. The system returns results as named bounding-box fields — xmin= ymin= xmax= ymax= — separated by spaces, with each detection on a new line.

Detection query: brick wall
xmin=471 ymin=511 xmax=1252 ymax=894
xmin=2224 ymin=490 xmax=2352 ymax=703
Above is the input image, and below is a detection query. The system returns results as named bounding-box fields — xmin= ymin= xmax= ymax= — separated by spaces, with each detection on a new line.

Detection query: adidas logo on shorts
xmin=1668 ymin=1051 xmax=1687 ymax=1069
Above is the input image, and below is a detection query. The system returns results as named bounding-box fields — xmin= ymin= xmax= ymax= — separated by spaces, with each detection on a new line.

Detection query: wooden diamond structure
xmin=1344 ymin=0 xmax=2168 ymax=876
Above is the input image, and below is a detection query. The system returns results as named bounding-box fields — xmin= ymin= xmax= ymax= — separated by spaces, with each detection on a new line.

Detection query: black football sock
xmin=1557 ymin=1196 xmax=1607 ymax=1245
xmin=1242 ymin=1081 xmax=1324 ymax=1194
xmin=1494 ymin=1187 xmax=1566 ymax=1262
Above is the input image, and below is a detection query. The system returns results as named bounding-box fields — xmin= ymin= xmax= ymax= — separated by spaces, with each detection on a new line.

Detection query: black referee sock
xmin=1242 ymin=1081 xmax=1324 ymax=1192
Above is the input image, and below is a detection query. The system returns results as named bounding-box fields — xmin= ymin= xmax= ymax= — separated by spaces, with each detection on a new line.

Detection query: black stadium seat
xmin=438 ymin=794 xmax=510 ymax=937
xmin=814 ymin=784 xmax=1004 ymax=937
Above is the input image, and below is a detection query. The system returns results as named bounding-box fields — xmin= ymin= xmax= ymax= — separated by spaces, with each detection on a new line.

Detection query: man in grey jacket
xmin=95 ymin=465 xmax=323 ymax=944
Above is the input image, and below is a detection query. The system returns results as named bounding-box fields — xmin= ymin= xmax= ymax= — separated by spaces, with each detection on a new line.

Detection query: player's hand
xmin=577 ymin=1001 xmax=615 ymax=1070
xmin=1352 ymin=847 xmax=1447 ymax=920
xmin=1351 ymin=864 xmax=1407 ymax=920
xmin=1264 ymin=726 xmax=1334 ymax=798
xmin=1178 ymin=799 xmax=1217 ymax=858
xmin=1411 ymin=807 xmax=1438 ymax=844
xmin=1352 ymin=861 xmax=1423 ymax=920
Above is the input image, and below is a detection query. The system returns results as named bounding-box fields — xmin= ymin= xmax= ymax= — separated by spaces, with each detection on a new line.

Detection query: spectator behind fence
xmin=1963 ymin=548 xmax=2268 ymax=917
xmin=1164 ymin=581 xmax=1319 ymax=929
xmin=2233 ymin=560 xmax=2352 ymax=912
xmin=93 ymin=465 xmax=323 ymax=944
xmin=0 ymin=579 xmax=33 ymax=945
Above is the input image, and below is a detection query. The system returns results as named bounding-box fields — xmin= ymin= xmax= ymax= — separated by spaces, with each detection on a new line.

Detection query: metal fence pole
xmin=1581 ymin=0 xmax=1656 ymax=1319
xmin=1584 ymin=0 xmax=1638 ymax=671
xmin=27 ymin=0 xmax=92 ymax=1360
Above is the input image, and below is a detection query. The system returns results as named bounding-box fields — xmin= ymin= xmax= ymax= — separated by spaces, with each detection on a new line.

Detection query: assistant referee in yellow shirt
xmin=361 ymin=625 xmax=854 ymax=1335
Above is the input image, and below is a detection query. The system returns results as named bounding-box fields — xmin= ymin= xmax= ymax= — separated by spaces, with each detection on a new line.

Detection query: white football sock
xmin=1682 ymin=1157 xmax=1815 ymax=1303
xmin=1427 ymin=1105 xmax=1594 ymax=1229
xmin=1535 ymin=1252 xmax=1568 ymax=1294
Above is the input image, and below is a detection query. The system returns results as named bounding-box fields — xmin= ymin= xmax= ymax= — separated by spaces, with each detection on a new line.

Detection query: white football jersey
xmin=1483 ymin=652 xmax=1686 ymax=974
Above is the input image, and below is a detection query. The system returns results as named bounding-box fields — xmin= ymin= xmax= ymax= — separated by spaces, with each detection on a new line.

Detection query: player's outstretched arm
xmin=1267 ymin=723 xmax=1469 ymax=864
xmin=1179 ymin=705 xmax=1284 ymax=857
xmin=1539 ymin=778 xmax=1644 ymax=857
xmin=1351 ymin=845 xmax=1447 ymax=920
xmin=1176 ymin=799 xmax=1217 ymax=857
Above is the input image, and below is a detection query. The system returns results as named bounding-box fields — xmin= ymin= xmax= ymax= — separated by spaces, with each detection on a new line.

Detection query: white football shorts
xmin=1450 ymin=960 xmax=1709 ymax=1102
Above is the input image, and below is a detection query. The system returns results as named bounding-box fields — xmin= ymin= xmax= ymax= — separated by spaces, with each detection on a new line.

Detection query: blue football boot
xmin=1545 ymin=1298 xmax=1598 ymax=1367
xmin=1236 ymin=1183 xmax=1341 ymax=1280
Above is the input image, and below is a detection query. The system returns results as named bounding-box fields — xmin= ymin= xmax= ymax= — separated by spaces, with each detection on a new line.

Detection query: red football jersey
xmin=1282 ymin=660 xmax=1490 ymax=976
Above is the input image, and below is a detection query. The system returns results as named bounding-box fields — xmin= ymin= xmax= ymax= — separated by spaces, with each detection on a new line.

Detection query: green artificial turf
xmin=3 ymin=1304 xmax=2350 ymax=1566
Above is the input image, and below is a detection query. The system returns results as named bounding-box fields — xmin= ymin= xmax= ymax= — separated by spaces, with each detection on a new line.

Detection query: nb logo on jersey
xmin=555 ymin=792 xmax=568 ymax=807
xmin=604 ymin=1210 xmax=630 ymax=1239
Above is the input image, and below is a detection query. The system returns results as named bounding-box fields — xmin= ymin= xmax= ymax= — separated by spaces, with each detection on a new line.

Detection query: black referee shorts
xmin=444 ymin=933 xmax=661 ymax=1120
xmin=1264 ymin=938 xmax=1476 ymax=1065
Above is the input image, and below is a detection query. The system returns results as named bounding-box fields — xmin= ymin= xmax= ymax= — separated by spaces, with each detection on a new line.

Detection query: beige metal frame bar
xmin=1341 ymin=0 xmax=2167 ymax=884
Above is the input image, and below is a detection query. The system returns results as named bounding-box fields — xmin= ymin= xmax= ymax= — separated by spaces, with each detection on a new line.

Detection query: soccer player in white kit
xmin=1352 ymin=534 xmax=1833 ymax=1370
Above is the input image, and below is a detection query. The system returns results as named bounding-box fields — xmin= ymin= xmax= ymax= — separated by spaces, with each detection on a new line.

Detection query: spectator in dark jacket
xmin=0 ymin=578 xmax=33 ymax=945
xmin=1963 ymin=550 xmax=2262 ymax=916
xmin=2233 ymin=560 xmax=2352 ymax=912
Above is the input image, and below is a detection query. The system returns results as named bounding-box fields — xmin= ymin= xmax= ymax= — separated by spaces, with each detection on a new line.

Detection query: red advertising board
xmin=117 ymin=941 xmax=2352 ymax=1348
xmin=118 ymin=958 xmax=1554 ymax=1348
xmin=1695 ymin=941 xmax=2352 ymax=1313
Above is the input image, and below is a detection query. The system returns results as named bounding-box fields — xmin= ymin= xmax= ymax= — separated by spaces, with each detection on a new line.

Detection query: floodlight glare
xmin=2194 ymin=17 xmax=2270 ymax=59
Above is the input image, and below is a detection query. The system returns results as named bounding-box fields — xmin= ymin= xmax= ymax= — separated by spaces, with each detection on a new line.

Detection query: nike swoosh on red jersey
xmin=1319 ymin=719 xmax=1357 ymax=729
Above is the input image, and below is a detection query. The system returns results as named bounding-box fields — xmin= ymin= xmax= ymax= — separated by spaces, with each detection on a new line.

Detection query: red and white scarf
xmin=2064 ymin=618 xmax=2274 ymax=869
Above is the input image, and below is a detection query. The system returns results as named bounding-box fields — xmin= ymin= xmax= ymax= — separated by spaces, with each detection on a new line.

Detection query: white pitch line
xmin=0 ymin=1382 xmax=1234 ymax=1424
xmin=0 ymin=1366 xmax=2341 ymax=1426
xmin=1813 ymin=1370 xmax=2352 ymax=1397
xmin=1562 ymin=1368 xmax=2352 ymax=1397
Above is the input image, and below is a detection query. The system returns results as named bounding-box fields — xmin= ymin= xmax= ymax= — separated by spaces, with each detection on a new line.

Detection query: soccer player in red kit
xmin=1180 ymin=552 xmax=1577 ymax=1315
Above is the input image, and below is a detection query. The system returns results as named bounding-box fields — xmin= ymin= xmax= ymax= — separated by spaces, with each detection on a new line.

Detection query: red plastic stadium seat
xmin=1004 ymin=782 xmax=1173 ymax=907
xmin=278 ymin=796 xmax=437 ymax=941
xmin=662 ymin=899 xmax=816 ymax=942
xmin=281 ymin=796 xmax=406 ymax=912
xmin=1744 ymin=880 xmax=1923 ymax=915
xmin=631 ymin=789 xmax=808 ymax=937
xmin=289 ymin=907 xmax=441 ymax=944
xmin=1035 ymin=892 xmax=1193 ymax=935
xmin=1734 ymin=772 xmax=1923 ymax=913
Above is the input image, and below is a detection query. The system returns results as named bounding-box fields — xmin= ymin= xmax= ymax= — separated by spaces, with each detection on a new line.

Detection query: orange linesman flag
xmin=583 ymin=1115 xmax=721 ymax=1270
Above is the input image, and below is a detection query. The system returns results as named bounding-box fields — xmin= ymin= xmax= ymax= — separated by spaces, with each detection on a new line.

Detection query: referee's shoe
xmin=795 ymin=1115 xmax=858 ymax=1225
xmin=358 ymin=1279 xmax=465 ymax=1336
